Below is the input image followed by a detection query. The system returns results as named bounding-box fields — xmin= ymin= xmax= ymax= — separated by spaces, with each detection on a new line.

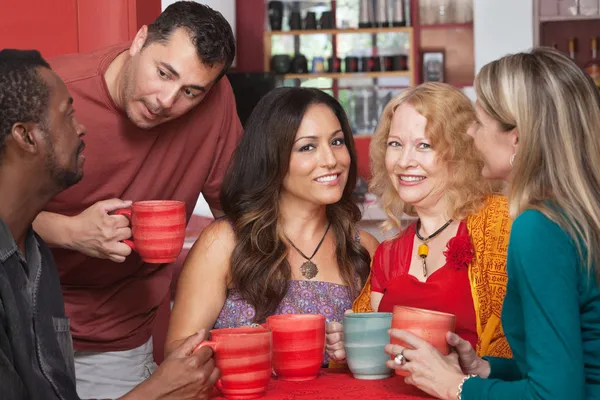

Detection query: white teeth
xmin=316 ymin=174 xmax=337 ymax=182
xmin=400 ymin=176 xmax=425 ymax=182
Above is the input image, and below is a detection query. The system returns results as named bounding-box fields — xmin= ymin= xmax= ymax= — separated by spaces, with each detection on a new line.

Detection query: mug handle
xmin=112 ymin=208 xmax=135 ymax=251
xmin=193 ymin=341 xmax=224 ymax=392
xmin=250 ymin=323 xmax=268 ymax=329
xmin=194 ymin=340 xmax=217 ymax=353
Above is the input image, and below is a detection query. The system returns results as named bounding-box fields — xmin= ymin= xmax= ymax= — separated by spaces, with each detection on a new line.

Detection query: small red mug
xmin=113 ymin=200 xmax=186 ymax=263
xmin=195 ymin=327 xmax=272 ymax=400
xmin=266 ymin=314 xmax=326 ymax=381
xmin=391 ymin=306 xmax=456 ymax=376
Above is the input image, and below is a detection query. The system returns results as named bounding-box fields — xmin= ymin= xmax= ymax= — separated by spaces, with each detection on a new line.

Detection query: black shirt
xmin=0 ymin=218 xmax=78 ymax=399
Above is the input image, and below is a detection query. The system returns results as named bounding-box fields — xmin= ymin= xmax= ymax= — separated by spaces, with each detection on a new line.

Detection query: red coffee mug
xmin=195 ymin=327 xmax=272 ymax=400
xmin=391 ymin=306 xmax=456 ymax=376
xmin=266 ymin=314 xmax=325 ymax=381
xmin=114 ymin=200 xmax=186 ymax=263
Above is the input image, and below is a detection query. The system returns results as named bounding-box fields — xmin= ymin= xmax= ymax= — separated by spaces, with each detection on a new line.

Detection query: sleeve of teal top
xmin=462 ymin=210 xmax=585 ymax=400
xmin=483 ymin=356 xmax=521 ymax=381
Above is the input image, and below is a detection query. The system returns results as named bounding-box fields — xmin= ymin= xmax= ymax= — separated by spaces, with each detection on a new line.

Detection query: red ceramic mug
xmin=266 ymin=314 xmax=325 ymax=381
xmin=195 ymin=327 xmax=272 ymax=400
xmin=113 ymin=200 xmax=186 ymax=263
xmin=391 ymin=306 xmax=456 ymax=376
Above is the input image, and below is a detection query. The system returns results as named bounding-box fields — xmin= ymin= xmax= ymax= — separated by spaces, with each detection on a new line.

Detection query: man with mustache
xmin=0 ymin=48 xmax=219 ymax=400
xmin=29 ymin=2 xmax=241 ymax=398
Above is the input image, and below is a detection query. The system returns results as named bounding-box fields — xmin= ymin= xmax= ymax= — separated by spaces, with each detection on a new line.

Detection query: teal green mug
xmin=343 ymin=312 xmax=393 ymax=380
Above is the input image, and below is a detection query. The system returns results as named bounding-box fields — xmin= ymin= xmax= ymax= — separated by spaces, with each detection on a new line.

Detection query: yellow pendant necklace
xmin=416 ymin=219 xmax=453 ymax=277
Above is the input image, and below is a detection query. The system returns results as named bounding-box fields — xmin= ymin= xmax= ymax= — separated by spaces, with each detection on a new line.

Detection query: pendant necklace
xmin=285 ymin=222 xmax=331 ymax=280
xmin=416 ymin=219 xmax=453 ymax=277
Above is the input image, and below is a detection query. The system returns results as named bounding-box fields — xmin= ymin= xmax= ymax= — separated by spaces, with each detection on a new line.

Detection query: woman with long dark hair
xmin=165 ymin=87 xmax=378 ymax=356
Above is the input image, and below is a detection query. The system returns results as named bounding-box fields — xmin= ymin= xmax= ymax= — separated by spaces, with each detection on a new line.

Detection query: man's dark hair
xmin=0 ymin=49 xmax=51 ymax=157
xmin=145 ymin=1 xmax=236 ymax=79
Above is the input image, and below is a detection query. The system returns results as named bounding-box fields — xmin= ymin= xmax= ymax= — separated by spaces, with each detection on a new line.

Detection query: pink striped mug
xmin=195 ymin=327 xmax=272 ymax=399
xmin=114 ymin=200 xmax=186 ymax=263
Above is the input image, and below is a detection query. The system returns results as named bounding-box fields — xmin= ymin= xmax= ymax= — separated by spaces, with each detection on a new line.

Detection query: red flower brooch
xmin=443 ymin=235 xmax=474 ymax=270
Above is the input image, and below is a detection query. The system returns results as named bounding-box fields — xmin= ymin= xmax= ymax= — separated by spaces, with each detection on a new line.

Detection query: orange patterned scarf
xmin=352 ymin=195 xmax=513 ymax=358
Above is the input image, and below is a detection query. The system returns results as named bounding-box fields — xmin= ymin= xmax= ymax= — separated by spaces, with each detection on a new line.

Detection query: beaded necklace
xmin=416 ymin=219 xmax=453 ymax=277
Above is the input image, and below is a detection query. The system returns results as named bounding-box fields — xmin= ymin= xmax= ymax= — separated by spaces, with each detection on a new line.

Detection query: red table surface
xmin=212 ymin=369 xmax=435 ymax=400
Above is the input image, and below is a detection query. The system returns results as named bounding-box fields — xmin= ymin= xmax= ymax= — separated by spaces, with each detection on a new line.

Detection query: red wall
xmin=0 ymin=0 xmax=161 ymax=57
xmin=235 ymin=0 xmax=265 ymax=72
xmin=0 ymin=0 xmax=79 ymax=57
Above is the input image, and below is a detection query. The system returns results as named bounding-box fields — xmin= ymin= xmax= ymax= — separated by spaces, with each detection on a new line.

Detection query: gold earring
xmin=510 ymin=153 xmax=516 ymax=167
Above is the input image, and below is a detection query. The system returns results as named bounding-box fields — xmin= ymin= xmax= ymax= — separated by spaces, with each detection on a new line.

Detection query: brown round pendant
xmin=300 ymin=260 xmax=319 ymax=279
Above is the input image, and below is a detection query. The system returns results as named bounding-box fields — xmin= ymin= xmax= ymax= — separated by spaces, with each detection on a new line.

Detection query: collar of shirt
xmin=0 ymin=218 xmax=39 ymax=265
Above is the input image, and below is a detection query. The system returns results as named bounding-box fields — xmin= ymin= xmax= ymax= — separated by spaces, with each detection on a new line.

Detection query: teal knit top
xmin=463 ymin=209 xmax=600 ymax=399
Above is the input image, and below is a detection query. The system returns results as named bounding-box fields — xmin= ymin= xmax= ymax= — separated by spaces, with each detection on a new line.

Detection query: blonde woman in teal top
xmin=384 ymin=47 xmax=600 ymax=400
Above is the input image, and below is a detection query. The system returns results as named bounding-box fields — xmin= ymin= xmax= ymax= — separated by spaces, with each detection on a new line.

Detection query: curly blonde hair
xmin=370 ymin=82 xmax=497 ymax=231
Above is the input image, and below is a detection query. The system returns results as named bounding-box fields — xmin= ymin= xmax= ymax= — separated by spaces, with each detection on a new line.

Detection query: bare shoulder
xmin=359 ymin=230 xmax=380 ymax=257
xmin=195 ymin=218 xmax=236 ymax=248
xmin=185 ymin=219 xmax=237 ymax=272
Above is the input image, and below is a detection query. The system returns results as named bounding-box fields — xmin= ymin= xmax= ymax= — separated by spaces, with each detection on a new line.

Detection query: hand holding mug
xmin=113 ymin=200 xmax=186 ymax=263
xmin=194 ymin=327 xmax=272 ymax=400
xmin=446 ymin=331 xmax=490 ymax=378
xmin=325 ymin=321 xmax=346 ymax=364
xmin=68 ymin=198 xmax=133 ymax=263
xmin=390 ymin=306 xmax=456 ymax=377
xmin=385 ymin=329 xmax=466 ymax=400
xmin=130 ymin=330 xmax=219 ymax=400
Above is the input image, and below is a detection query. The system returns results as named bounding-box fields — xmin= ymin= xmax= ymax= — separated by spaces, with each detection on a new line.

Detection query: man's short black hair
xmin=0 ymin=49 xmax=51 ymax=157
xmin=145 ymin=1 xmax=236 ymax=79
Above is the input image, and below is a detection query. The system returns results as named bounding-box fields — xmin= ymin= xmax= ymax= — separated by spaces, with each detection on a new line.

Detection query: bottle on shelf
xmin=391 ymin=0 xmax=406 ymax=27
xmin=584 ymin=37 xmax=600 ymax=88
xmin=404 ymin=0 xmax=411 ymax=26
xmin=568 ymin=37 xmax=577 ymax=60
xmin=359 ymin=0 xmax=373 ymax=28
xmin=375 ymin=0 xmax=390 ymax=28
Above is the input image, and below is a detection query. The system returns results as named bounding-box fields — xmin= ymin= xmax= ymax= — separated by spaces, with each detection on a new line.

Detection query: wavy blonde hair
xmin=370 ymin=82 xmax=495 ymax=231
xmin=476 ymin=47 xmax=600 ymax=281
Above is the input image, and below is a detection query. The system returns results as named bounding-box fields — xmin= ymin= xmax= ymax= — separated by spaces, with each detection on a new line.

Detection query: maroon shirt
xmin=46 ymin=43 xmax=242 ymax=351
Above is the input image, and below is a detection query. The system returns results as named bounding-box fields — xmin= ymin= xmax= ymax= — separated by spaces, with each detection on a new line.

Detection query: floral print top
xmin=214 ymin=280 xmax=354 ymax=329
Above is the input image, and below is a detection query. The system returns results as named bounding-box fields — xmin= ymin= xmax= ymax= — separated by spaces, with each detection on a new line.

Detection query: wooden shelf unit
xmin=282 ymin=71 xmax=412 ymax=80
xmin=265 ymin=27 xmax=413 ymax=36
xmin=264 ymin=27 xmax=416 ymax=86
xmin=413 ymin=0 xmax=475 ymax=86
xmin=533 ymin=0 xmax=600 ymax=68
xmin=540 ymin=15 xmax=600 ymax=22
xmin=418 ymin=22 xmax=473 ymax=30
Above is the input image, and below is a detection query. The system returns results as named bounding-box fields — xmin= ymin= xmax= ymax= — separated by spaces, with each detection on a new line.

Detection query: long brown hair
xmin=220 ymin=87 xmax=371 ymax=323
xmin=476 ymin=47 xmax=600 ymax=283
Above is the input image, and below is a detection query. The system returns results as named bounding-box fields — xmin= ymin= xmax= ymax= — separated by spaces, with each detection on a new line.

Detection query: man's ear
xmin=130 ymin=25 xmax=149 ymax=57
xmin=11 ymin=122 xmax=42 ymax=155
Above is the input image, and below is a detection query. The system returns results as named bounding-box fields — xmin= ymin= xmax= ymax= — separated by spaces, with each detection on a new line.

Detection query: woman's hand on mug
xmin=325 ymin=321 xmax=346 ymax=363
xmin=385 ymin=329 xmax=466 ymax=400
xmin=446 ymin=331 xmax=490 ymax=378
